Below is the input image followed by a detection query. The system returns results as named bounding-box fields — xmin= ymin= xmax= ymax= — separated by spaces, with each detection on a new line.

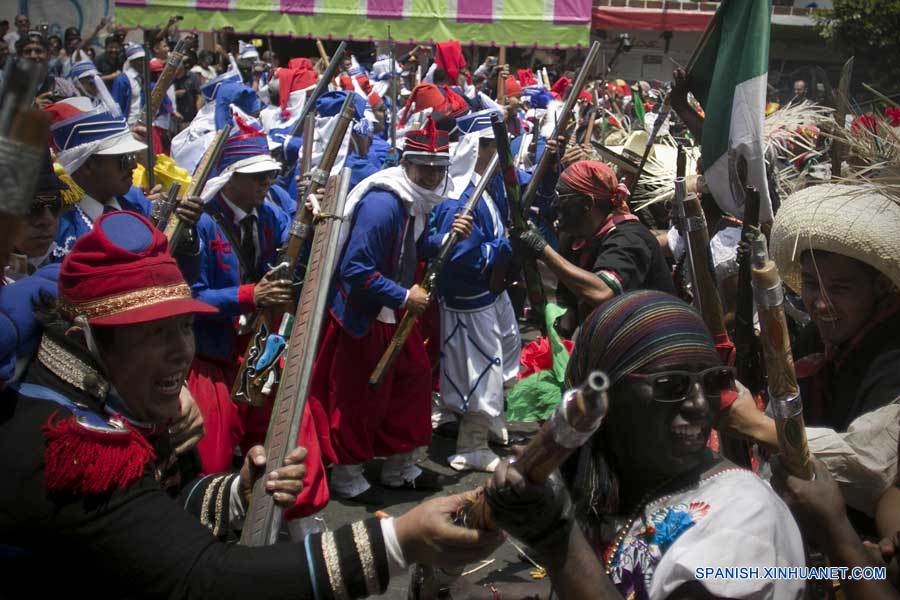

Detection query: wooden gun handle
xmin=460 ymin=372 xmax=609 ymax=531
xmin=369 ymin=310 xmax=419 ymax=387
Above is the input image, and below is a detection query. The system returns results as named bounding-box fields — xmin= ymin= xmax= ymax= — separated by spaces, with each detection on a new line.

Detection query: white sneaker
xmin=448 ymin=449 xmax=501 ymax=472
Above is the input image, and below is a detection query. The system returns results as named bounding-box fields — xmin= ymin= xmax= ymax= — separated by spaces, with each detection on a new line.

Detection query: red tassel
xmin=42 ymin=411 xmax=156 ymax=495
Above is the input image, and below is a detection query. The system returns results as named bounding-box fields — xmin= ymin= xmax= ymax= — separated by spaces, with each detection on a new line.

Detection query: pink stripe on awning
xmin=281 ymin=0 xmax=316 ymax=14
xmin=196 ymin=0 xmax=230 ymax=10
xmin=457 ymin=0 xmax=494 ymax=23
xmin=367 ymin=0 xmax=405 ymax=19
xmin=554 ymin=0 xmax=592 ymax=25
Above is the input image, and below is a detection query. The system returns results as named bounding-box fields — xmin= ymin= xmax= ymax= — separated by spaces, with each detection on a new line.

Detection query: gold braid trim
xmin=351 ymin=521 xmax=379 ymax=597
xmin=61 ymin=283 xmax=193 ymax=321
xmin=37 ymin=336 xmax=110 ymax=400
xmin=212 ymin=475 xmax=230 ymax=537
xmin=321 ymin=531 xmax=350 ymax=600
xmin=200 ymin=475 xmax=227 ymax=532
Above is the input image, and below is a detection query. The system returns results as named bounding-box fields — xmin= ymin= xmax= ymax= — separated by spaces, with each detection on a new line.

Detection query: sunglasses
xmin=115 ymin=153 xmax=137 ymax=171
xmin=243 ymin=171 xmax=277 ymax=184
xmin=626 ymin=366 xmax=736 ymax=403
xmin=31 ymin=194 xmax=62 ymax=218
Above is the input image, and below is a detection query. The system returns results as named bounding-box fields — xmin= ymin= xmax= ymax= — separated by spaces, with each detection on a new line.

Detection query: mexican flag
xmin=689 ymin=0 xmax=772 ymax=222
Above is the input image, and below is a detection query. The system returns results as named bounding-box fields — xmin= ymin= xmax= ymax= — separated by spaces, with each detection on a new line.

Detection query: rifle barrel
xmin=290 ymin=41 xmax=348 ymax=139
xmin=520 ymin=41 xmax=601 ymax=215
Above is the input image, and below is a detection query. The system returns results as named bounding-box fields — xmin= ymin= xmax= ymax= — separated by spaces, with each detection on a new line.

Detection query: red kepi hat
xmin=403 ymin=116 xmax=451 ymax=167
xmin=59 ymin=212 xmax=217 ymax=326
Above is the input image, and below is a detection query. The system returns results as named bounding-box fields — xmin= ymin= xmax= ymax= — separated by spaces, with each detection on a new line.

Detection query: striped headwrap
xmin=566 ymin=290 xmax=720 ymax=388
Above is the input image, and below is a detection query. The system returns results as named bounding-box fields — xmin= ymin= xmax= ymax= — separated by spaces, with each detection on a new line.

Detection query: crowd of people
xmin=0 ymin=13 xmax=898 ymax=600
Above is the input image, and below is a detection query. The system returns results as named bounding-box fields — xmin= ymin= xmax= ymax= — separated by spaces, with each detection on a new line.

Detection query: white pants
xmin=438 ymin=292 xmax=520 ymax=418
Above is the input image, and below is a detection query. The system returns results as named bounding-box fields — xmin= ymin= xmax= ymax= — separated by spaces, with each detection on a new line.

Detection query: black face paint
xmin=554 ymin=191 xmax=590 ymax=234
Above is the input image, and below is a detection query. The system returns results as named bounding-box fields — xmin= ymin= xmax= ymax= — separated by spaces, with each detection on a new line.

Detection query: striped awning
xmin=115 ymin=0 xmax=594 ymax=48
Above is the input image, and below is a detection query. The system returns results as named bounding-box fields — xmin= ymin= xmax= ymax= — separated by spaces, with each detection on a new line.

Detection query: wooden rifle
xmin=316 ymin=40 xmax=330 ymax=66
xmin=734 ymin=187 xmax=765 ymax=397
xmin=240 ymin=168 xmax=354 ymax=546
xmin=460 ymin=371 xmax=609 ymax=529
xmin=369 ymin=153 xmax=501 ymax=386
xmin=496 ymin=47 xmax=506 ymax=106
xmin=675 ymin=146 xmax=752 ymax=468
xmin=233 ymin=97 xmax=355 ymax=405
xmin=163 ymin=127 xmax=229 ymax=251
xmin=519 ymin=41 xmax=600 ymax=217
xmin=0 ymin=59 xmax=48 ymax=218
xmin=492 ymin=112 xmax=547 ymax=327
xmin=146 ymin=35 xmax=192 ymax=128
xmin=750 ymin=236 xmax=813 ymax=479
xmin=288 ymin=41 xmax=348 ymax=140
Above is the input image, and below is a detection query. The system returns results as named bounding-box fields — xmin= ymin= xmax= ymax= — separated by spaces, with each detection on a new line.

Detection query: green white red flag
xmin=690 ymin=0 xmax=773 ymax=222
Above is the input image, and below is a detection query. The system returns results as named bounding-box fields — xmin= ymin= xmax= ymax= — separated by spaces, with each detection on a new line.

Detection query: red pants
xmin=305 ymin=314 xmax=432 ymax=466
xmin=187 ymin=355 xmax=330 ymax=519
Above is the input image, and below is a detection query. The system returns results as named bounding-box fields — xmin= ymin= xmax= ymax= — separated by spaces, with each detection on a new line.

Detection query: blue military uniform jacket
xmin=329 ymin=188 xmax=434 ymax=338
xmin=187 ymin=195 xmax=289 ymax=361
xmin=428 ymin=174 xmax=512 ymax=311
xmin=110 ymin=71 xmax=141 ymax=120
xmin=52 ymin=187 xmax=152 ymax=262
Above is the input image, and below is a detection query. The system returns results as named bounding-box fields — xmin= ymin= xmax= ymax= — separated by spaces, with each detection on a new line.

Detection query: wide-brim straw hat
xmin=770 ymin=183 xmax=900 ymax=293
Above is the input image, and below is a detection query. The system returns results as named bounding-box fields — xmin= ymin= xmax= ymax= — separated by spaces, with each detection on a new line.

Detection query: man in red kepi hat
xmin=0 ymin=210 xmax=501 ymax=596
xmin=296 ymin=116 xmax=474 ymax=505
xmin=513 ymin=160 xmax=676 ymax=336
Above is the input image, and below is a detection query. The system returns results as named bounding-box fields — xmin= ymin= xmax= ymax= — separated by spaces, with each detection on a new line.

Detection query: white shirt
xmin=609 ymin=469 xmax=805 ymax=600
xmin=124 ymin=65 xmax=143 ymax=126
xmin=79 ymin=195 xmax=122 ymax=224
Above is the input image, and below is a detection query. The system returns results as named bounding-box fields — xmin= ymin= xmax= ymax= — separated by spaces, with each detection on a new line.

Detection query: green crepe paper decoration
xmin=507 ymin=302 xmax=571 ymax=422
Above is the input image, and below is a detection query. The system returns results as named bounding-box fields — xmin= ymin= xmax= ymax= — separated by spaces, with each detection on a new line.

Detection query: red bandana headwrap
xmin=559 ymin=160 xmax=630 ymax=212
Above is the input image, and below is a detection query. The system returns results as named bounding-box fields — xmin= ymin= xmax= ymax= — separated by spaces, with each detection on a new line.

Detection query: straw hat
xmin=770 ymin=183 xmax=900 ymax=293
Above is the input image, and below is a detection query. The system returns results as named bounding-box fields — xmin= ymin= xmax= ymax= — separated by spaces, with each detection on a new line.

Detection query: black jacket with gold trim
xmin=0 ymin=335 xmax=391 ymax=599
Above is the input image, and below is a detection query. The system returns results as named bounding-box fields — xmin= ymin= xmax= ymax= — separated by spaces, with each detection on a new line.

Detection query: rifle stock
xmin=164 ymin=127 xmax=229 ymax=251
xmin=240 ymin=168 xmax=353 ymax=546
xmin=519 ymin=41 xmax=601 ymax=216
xmin=369 ymin=155 xmax=501 ymax=387
xmin=751 ymin=237 xmax=813 ymax=480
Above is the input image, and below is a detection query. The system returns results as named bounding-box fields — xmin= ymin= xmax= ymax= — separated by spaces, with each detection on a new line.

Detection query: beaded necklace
xmin=603 ymin=467 xmax=745 ymax=576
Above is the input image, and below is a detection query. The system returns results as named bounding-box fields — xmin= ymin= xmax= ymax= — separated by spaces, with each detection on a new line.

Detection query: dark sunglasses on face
xmin=627 ymin=366 xmax=737 ymax=403
xmin=245 ymin=171 xmax=277 ymax=184
xmin=110 ymin=153 xmax=137 ymax=172
xmin=30 ymin=194 xmax=62 ymax=218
